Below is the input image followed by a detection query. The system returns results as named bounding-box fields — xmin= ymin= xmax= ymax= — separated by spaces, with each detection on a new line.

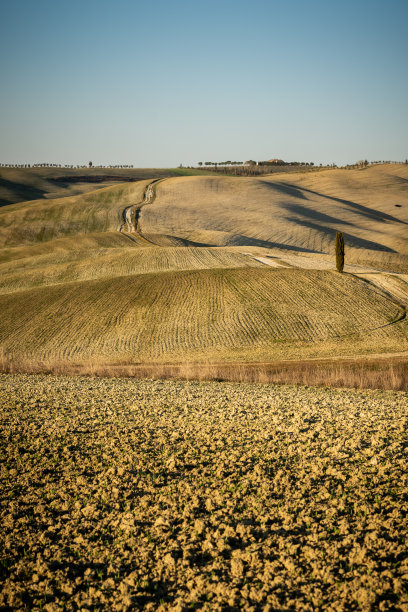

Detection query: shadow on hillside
xmin=285 ymin=203 xmax=357 ymax=227
xmin=286 ymin=217 xmax=396 ymax=252
xmin=0 ymin=178 xmax=48 ymax=207
xmin=226 ymin=234 xmax=320 ymax=253
xmin=258 ymin=181 xmax=309 ymax=200
xmin=278 ymin=182 xmax=407 ymax=225
xmin=151 ymin=232 xmax=321 ymax=253
xmin=144 ymin=234 xmax=212 ymax=248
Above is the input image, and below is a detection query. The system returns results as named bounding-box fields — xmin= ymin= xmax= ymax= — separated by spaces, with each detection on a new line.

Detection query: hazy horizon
xmin=1 ymin=0 xmax=407 ymax=167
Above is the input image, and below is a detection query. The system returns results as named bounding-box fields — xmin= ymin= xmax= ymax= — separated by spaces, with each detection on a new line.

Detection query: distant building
xmin=257 ymin=158 xmax=286 ymax=167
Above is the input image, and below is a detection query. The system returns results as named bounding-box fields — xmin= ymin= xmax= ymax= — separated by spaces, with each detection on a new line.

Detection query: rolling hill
xmin=0 ymin=163 xmax=407 ymax=372
xmin=0 ymin=268 xmax=404 ymax=364
xmin=0 ymin=166 xmax=217 ymax=207
xmin=140 ymin=164 xmax=408 ymax=268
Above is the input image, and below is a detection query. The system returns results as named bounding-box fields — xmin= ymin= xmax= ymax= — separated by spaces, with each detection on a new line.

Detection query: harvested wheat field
xmin=1 ymin=374 xmax=408 ymax=610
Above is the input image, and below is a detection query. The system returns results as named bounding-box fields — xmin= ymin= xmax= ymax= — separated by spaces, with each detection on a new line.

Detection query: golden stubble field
xmin=1 ymin=374 xmax=407 ymax=610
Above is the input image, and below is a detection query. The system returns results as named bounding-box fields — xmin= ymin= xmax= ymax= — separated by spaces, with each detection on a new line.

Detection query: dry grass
xmin=0 ymin=268 xmax=404 ymax=364
xmin=1 ymin=351 xmax=407 ymax=391
xmin=1 ymin=374 xmax=407 ymax=610
xmin=0 ymin=166 xmax=217 ymax=207
xmin=0 ymin=232 xmax=141 ymax=264
xmin=0 ymin=180 xmax=150 ymax=246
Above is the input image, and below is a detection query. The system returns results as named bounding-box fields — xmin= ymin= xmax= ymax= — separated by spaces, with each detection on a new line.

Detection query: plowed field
xmin=1 ymin=375 xmax=407 ymax=610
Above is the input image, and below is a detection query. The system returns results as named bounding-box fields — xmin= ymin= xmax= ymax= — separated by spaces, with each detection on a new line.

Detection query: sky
xmin=1 ymin=0 xmax=407 ymax=167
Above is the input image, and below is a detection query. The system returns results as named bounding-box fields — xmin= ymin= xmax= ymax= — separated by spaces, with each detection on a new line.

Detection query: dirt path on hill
xmin=250 ymin=255 xmax=290 ymax=268
xmin=119 ymin=179 xmax=164 ymax=242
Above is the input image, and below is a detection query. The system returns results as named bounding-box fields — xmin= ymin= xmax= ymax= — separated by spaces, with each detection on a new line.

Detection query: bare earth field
xmin=1 ymin=375 xmax=408 ymax=610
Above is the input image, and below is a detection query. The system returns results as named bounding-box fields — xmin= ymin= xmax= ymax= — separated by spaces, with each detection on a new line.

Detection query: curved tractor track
xmin=119 ymin=179 xmax=164 ymax=243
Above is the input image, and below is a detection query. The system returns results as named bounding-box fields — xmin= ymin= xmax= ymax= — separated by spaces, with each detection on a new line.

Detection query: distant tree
xmin=336 ymin=232 xmax=345 ymax=273
xmin=198 ymin=162 xmax=202 ymax=166
xmin=89 ymin=161 xmax=93 ymax=168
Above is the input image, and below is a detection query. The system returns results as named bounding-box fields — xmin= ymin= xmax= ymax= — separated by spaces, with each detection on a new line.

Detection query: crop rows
xmin=1 ymin=374 xmax=407 ymax=610
xmin=0 ymin=269 xmax=401 ymax=364
xmin=0 ymin=247 xmax=262 ymax=295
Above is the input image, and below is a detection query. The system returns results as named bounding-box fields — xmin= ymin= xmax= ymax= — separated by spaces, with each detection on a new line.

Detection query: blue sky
xmin=1 ymin=0 xmax=407 ymax=166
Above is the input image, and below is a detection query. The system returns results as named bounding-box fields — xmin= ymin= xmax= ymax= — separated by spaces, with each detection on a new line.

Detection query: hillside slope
xmin=0 ymin=268 xmax=405 ymax=364
xmin=0 ymin=166 xmax=217 ymax=207
xmin=140 ymin=164 xmax=408 ymax=268
xmin=0 ymin=246 xmax=263 ymax=294
xmin=0 ymin=181 xmax=150 ymax=246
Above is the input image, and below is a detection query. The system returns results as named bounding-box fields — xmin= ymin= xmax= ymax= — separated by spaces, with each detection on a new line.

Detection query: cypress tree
xmin=336 ymin=232 xmax=345 ymax=272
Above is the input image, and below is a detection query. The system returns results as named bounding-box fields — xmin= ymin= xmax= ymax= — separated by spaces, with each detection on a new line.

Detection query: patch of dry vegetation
xmin=2 ymin=356 xmax=407 ymax=391
xmin=0 ymin=181 xmax=150 ymax=246
xmin=0 ymin=167 xmax=216 ymax=207
xmin=1 ymin=375 xmax=407 ymax=610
